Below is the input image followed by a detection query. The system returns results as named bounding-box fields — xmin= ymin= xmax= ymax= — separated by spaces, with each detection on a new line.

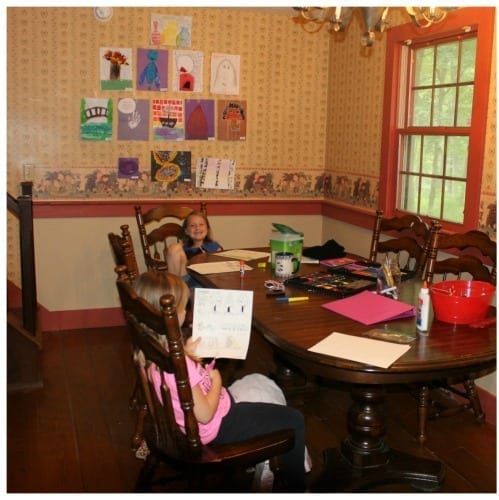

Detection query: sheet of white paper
xmin=187 ymin=261 xmax=252 ymax=275
xmin=217 ymin=249 xmax=270 ymax=261
xmin=191 ymin=288 xmax=253 ymax=359
xmin=308 ymin=332 xmax=411 ymax=369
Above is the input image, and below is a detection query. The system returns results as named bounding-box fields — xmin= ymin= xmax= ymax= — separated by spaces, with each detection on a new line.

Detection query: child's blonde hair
xmin=133 ymin=270 xmax=190 ymax=313
xmin=133 ymin=270 xmax=200 ymax=360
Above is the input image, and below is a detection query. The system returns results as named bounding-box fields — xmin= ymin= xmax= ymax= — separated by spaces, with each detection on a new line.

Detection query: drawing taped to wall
xmin=152 ymin=98 xmax=185 ymax=141
xmin=217 ymin=100 xmax=247 ymax=141
xmin=151 ymin=150 xmax=192 ymax=184
xmin=173 ymin=50 xmax=203 ymax=92
xmin=117 ymin=98 xmax=150 ymax=141
xmin=196 ymin=157 xmax=236 ymax=190
xmin=137 ymin=48 xmax=168 ymax=91
xmin=185 ymin=99 xmax=215 ymax=140
xmin=80 ymin=97 xmax=113 ymax=141
xmin=100 ymin=48 xmax=132 ymax=91
xmin=150 ymin=14 xmax=192 ymax=47
xmin=118 ymin=158 xmax=139 ymax=179
xmin=210 ymin=53 xmax=240 ymax=95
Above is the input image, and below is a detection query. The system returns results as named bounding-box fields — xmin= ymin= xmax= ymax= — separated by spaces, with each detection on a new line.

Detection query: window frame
xmin=379 ymin=7 xmax=495 ymax=232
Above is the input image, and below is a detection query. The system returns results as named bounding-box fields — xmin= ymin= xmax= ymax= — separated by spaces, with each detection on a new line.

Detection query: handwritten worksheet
xmin=191 ymin=288 xmax=253 ymax=359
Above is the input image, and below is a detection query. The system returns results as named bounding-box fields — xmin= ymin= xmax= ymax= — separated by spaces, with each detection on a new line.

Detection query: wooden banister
xmin=7 ymin=182 xmax=38 ymax=336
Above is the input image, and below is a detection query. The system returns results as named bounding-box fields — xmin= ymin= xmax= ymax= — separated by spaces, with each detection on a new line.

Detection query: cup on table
xmin=275 ymin=252 xmax=300 ymax=278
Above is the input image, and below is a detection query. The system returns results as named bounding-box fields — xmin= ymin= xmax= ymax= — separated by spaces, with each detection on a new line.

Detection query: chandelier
xmin=292 ymin=7 xmax=455 ymax=46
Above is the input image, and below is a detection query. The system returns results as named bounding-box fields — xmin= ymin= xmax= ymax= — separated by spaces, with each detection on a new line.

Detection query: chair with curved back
xmin=135 ymin=202 xmax=207 ymax=271
xmin=415 ymin=224 xmax=497 ymax=444
xmin=115 ymin=266 xmax=295 ymax=492
xmin=369 ymin=210 xmax=432 ymax=279
xmin=108 ymin=224 xmax=140 ymax=281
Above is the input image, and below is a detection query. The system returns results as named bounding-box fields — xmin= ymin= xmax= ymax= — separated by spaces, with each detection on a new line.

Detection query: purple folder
xmin=322 ymin=290 xmax=416 ymax=325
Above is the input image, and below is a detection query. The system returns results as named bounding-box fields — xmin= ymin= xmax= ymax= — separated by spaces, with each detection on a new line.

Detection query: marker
xmin=276 ymin=296 xmax=309 ymax=303
xmin=239 ymin=260 xmax=245 ymax=278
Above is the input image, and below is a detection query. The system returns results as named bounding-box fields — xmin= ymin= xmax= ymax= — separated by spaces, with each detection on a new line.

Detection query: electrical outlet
xmin=23 ymin=163 xmax=34 ymax=181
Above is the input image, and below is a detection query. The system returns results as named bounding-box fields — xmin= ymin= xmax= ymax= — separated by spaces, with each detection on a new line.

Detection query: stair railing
xmin=7 ymin=182 xmax=38 ymax=335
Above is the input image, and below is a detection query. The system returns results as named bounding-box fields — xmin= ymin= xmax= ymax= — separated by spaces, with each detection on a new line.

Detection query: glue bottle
xmin=416 ymin=281 xmax=430 ymax=333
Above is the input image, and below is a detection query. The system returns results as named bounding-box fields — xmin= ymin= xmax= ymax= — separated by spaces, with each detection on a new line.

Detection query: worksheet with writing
xmin=191 ymin=288 xmax=253 ymax=359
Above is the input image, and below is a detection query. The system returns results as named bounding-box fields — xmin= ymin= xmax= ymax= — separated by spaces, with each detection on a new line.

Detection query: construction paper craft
xmin=308 ymin=332 xmax=411 ymax=369
xmin=322 ymin=290 xmax=416 ymax=325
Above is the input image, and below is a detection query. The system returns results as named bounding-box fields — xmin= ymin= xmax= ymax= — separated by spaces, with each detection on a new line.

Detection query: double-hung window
xmin=379 ymin=8 xmax=494 ymax=231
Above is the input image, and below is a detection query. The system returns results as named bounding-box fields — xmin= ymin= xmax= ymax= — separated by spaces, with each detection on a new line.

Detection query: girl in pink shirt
xmin=133 ymin=270 xmax=306 ymax=492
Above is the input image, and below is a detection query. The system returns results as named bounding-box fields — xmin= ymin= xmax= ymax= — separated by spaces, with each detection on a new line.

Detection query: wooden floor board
xmin=7 ymin=326 xmax=496 ymax=493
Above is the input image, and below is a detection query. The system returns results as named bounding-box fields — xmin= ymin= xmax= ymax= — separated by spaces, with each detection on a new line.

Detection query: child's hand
xmin=185 ymin=336 xmax=201 ymax=353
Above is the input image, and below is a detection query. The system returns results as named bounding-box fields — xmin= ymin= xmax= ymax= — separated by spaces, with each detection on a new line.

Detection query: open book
xmin=190 ymin=288 xmax=254 ymax=359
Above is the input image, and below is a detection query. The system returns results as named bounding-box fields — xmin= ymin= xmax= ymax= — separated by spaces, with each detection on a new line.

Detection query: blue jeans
xmin=210 ymin=401 xmax=306 ymax=491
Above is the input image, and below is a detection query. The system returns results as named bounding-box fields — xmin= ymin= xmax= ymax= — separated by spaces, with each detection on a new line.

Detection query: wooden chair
xmin=115 ymin=267 xmax=295 ymax=492
xmin=108 ymin=224 xmax=139 ymax=281
xmin=369 ymin=209 xmax=432 ymax=278
xmin=424 ymin=224 xmax=496 ymax=285
xmin=415 ymin=225 xmax=497 ymax=444
xmin=135 ymin=202 xmax=207 ymax=271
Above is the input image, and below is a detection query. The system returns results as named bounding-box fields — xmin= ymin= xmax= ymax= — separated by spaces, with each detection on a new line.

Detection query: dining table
xmin=188 ymin=249 xmax=496 ymax=492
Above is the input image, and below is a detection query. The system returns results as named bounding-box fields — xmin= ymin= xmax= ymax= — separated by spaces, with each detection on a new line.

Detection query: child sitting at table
xmin=166 ymin=210 xmax=222 ymax=288
xmin=133 ymin=270 xmax=307 ymax=492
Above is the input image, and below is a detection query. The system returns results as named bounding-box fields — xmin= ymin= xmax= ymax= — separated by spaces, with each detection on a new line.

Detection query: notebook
xmin=322 ymin=290 xmax=416 ymax=325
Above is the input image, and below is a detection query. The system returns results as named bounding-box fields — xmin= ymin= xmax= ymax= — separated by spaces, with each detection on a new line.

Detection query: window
xmin=379 ymin=8 xmax=494 ymax=232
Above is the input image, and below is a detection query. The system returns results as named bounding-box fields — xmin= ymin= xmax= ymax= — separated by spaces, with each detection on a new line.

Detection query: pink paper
xmin=322 ymin=290 xmax=416 ymax=325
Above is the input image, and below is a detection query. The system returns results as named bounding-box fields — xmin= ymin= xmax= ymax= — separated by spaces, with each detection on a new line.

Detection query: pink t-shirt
xmin=149 ymin=356 xmax=231 ymax=444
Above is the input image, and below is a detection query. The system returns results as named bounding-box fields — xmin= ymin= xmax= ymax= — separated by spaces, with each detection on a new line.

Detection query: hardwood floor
xmin=7 ymin=326 xmax=496 ymax=493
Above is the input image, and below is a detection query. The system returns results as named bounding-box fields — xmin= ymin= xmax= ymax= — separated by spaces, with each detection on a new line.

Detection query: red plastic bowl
xmin=430 ymin=280 xmax=496 ymax=325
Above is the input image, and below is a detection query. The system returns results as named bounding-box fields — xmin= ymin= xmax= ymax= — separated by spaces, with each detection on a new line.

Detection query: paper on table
xmin=191 ymin=288 xmax=253 ymax=359
xmin=308 ymin=332 xmax=411 ymax=368
xmin=188 ymin=261 xmax=252 ymax=275
xmin=217 ymin=249 xmax=270 ymax=261
xmin=322 ymin=290 xmax=416 ymax=325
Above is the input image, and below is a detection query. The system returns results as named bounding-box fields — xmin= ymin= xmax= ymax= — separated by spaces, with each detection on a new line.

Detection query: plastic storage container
xmin=270 ymin=232 xmax=304 ymax=271
xmin=430 ymin=280 xmax=495 ymax=325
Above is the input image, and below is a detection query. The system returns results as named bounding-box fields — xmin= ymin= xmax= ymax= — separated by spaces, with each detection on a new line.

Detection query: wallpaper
xmin=7 ymin=7 xmax=329 ymax=201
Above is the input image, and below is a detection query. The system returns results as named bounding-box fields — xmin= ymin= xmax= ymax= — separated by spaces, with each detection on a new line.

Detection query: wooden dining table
xmin=188 ymin=250 xmax=496 ymax=492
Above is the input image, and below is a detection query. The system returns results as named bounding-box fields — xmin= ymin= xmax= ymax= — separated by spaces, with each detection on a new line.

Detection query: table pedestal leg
xmin=313 ymin=385 xmax=445 ymax=492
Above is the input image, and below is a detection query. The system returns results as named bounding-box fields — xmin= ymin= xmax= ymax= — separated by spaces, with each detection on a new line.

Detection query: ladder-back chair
xmin=135 ymin=202 xmax=207 ymax=271
xmin=108 ymin=224 xmax=139 ymax=281
xmin=416 ymin=225 xmax=497 ymax=444
xmin=115 ymin=268 xmax=294 ymax=492
xmin=369 ymin=210 xmax=432 ymax=278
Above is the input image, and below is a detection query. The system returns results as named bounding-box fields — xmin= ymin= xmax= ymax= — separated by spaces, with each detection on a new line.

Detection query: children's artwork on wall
xmin=137 ymin=48 xmax=168 ymax=91
xmin=152 ymin=98 xmax=185 ymax=141
xmin=196 ymin=157 xmax=236 ymax=190
xmin=210 ymin=53 xmax=240 ymax=95
xmin=173 ymin=50 xmax=203 ymax=92
xmin=151 ymin=151 xmax=192 ymax=184
xmin=117 ymin=98 xmax=150 ymax=141
xmin=151 ymin=14 xmax=192 ymax=47
xmin=217 ymin=100 xmax=247 ymax=141
xmin=80 ymin=97 xmax=113 ymax=141
xmin=118 ymin=158 xmax=139 ymax=179
xmin=185 ymin=99 xmax=215 ymax=140
xmin=100 ymin=48 xmax=132 ymax=91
